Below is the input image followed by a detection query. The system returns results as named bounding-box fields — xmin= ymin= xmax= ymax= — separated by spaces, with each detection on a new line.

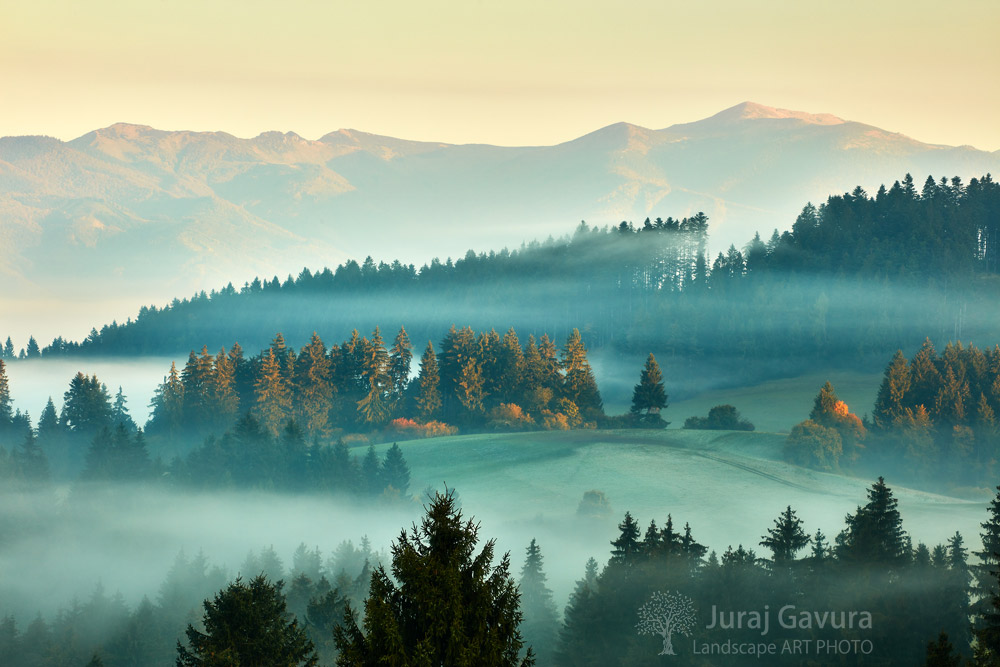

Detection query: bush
xmin=386 ymin=418 xmax=458 ymax=439
xmin=487 ymin=403 xmax=535 ymax=431
xmin=683 ymin=405 xmax=755 ymax=431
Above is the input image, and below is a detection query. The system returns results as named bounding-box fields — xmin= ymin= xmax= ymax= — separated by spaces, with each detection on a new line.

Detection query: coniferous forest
xmin=4 ymin=173 xmax=1000 ymax=666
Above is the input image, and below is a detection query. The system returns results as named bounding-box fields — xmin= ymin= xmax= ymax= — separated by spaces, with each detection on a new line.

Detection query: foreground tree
xmin=176 ymin=574 xmax=317 ymax=666
xmin=334 ymin=490 xmax=534 ymax=666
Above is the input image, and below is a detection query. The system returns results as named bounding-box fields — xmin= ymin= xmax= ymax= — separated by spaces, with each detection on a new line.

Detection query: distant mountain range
xmin=2 ymin=101 xmax=998 ymax=308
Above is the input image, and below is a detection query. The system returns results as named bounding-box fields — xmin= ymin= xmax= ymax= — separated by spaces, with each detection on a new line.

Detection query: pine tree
xmin=356 ymin=328 xmax=392 ymax=425
xmin=0 ymin=359 xmax=12 ymax=432
xmin=456 ymin=356 xmax=486 ymax=418
xmin=908 ymin=338 xmax=943 ymax=412
xmin=148 ymin=362 xmax=185 ymax=437
xmin=630 ymin=353 xmax=668 ymax=425
xmin=36 ymin=397 xmax=61 ymax=439
xmin=388 ymin=327 xmax=412 ymax=405
xmin=414 ymin=341 xmax=442 ymax=421
xmin=973 ymin=487 xmax=1000 ymax=650
xmin=380 ymin=443 xmax=410 ymax=495
xmin=294 ymin=333 xmax=332 ymax=435
xmin=61 ymin=373 xmax=113 ymax=435
xmin=254 ymin=349 xmax=292 ymax=435
xmin=12 ymin=430 xmax=50 ymax=482
xmin=924 ymin=633 xmax=961 ymax=667
xmin=111 ymin=386 xmax=137 ymax=432
xmin=561 ymin=329 xmax=602 ymax=419
xmin=873 ymin=350 xmax=911 ymax=428
xmin=177 ymin=575 xmax=317 ymax=666
xmin=497 ymin=328 xmax=526 ymax=406
xmin=25 ymin=336 xmax=40 ymax=358
xmin=211 ymin=347 xmax=240 ymax=431
xmin=836 ymin=477 xmax=909 ymax=572
xmin=361 ymin=444 xmax=381 ymax=496
xmin=610 ymin=512 xmax=642 ymax=568
xmin=518 ymin=539 xmax=559 ymax=666
xmin=760 ymin=506 xmax=810 ymax=568
xmin=555 ymin=558 xmax=599 ymax=667
xmin=334 ymin=490 xmax=533 ymax=666
xmin=2 ymin=337 xmax=13 ymax=359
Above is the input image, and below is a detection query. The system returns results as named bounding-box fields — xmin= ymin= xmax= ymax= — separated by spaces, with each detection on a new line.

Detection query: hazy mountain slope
xmin=2 ymin=102 xmax=997 ymax=332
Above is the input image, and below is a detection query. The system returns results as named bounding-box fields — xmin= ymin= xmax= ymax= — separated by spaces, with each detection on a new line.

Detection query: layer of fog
xmin=0 ymin=435 xmax=988 ymax=626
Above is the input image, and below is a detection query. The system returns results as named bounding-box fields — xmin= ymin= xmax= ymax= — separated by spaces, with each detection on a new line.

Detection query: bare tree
xmin=636 ymin=591 xmax=696 ymax=656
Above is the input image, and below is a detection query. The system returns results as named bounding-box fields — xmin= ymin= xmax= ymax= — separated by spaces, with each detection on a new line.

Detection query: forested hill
xmin=13 ymin=173 xmax=1000 ymax=386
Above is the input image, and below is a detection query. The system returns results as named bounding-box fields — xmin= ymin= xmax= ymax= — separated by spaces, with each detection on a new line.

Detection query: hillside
xmin=365 ymin=428 xmax=986 ymax=598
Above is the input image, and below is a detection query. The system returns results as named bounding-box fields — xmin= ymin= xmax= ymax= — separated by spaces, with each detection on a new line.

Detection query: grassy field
xmin=365 ymin=427 xmax=987 ymax=601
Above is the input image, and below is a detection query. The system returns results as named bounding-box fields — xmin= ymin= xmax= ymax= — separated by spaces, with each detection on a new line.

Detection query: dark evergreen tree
xmin=555 ymin=558 xmax=599 ymax=667
xmin=630 ymin=353 xmax=667 ymax=426
xmin=518 ymin=539 xmax=559 ymax=667
xmin=760 ymin=505 xmax=810 ymax=569
xmin=380 ymin=443 xmax=410 ymax=496
xmin=334 ymin=490 xmax=533 ymax=666
xmin=361 ymin=444 xmax=381 ymax=497
xmin=176 ymin=574 xmax=317 ymax=667
xmin=973 ymin=486 xmax=1000 ymax=654
xmin=25 ymin=336 xmax=40 ymax=358
xmin=835 ymin=477 xmax=909 ymax=572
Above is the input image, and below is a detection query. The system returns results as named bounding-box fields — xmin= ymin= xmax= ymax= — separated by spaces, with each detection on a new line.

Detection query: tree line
xmin=8 ymin=172 xmax=998 ymax=394
xmin=786 ymin=339 xmax=1000 ymax=489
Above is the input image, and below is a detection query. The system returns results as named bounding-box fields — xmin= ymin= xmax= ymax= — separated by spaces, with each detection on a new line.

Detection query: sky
xmin=2 ymin=0 xmax=999 ymax=150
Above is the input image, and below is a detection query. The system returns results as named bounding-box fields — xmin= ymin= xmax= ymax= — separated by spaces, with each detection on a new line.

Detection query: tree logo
xmin=637 ymin=591 xmax=697 ymax=656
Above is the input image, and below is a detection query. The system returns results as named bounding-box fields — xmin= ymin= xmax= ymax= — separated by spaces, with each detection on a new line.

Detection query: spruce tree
xmin=293 ymin=334 xmax=332 ymax=435
xmin=836 ymin=477 xmax=909 ymax=572
xmin=12 ymin=430 xmax=50 ymax=483
xmin=760 ymin=505 xmax=810 ymax=568
xmin=0 ymin=359 xmax=12 ymax=432
xmin=414 ymin=341 xmax=442 ymax=421
xmin=518 ymin=539 xmax=559 ymax=666
xmin=2 ymin=337 xmax=12 ymax=359
xmin=380 ymin=443 xmax=410 ymax=495
xmin=253 ymin=349 xmax=292 ymax=435
xmin=610 ymin=512 xmax=642 ymax=568
xmin=561 ymin=329 xmax=602 ymax=419
xmin=388 ymin=326 xmax=412 ymax=405
xmin=973 ymin=487 xmax=1000 ymax=650
xmin=25 ymin=336 xmax=40 ymax=358
xmin=111 ymin=386 xmax=137 ymax=432
xmin=148 ymin=362 xmax=185 ymax=437
xmin=555 ymin=558 xmax=599 ymax=667
xmin=873 ymin=350 xmax=911 ymax=428
xmin=334 ymin=490 xmax=533 ymax=666
xmin=356 ymin=328 xmax=392 ymax=425
xmin=630 ymin=353 xmax=668 ymax=426
xmin=177 ymin=575 xmax=317 ymax=666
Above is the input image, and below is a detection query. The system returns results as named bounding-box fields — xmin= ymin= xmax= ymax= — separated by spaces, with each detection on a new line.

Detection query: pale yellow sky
xmin=2 ymin=0 xmax=998 ymax=149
